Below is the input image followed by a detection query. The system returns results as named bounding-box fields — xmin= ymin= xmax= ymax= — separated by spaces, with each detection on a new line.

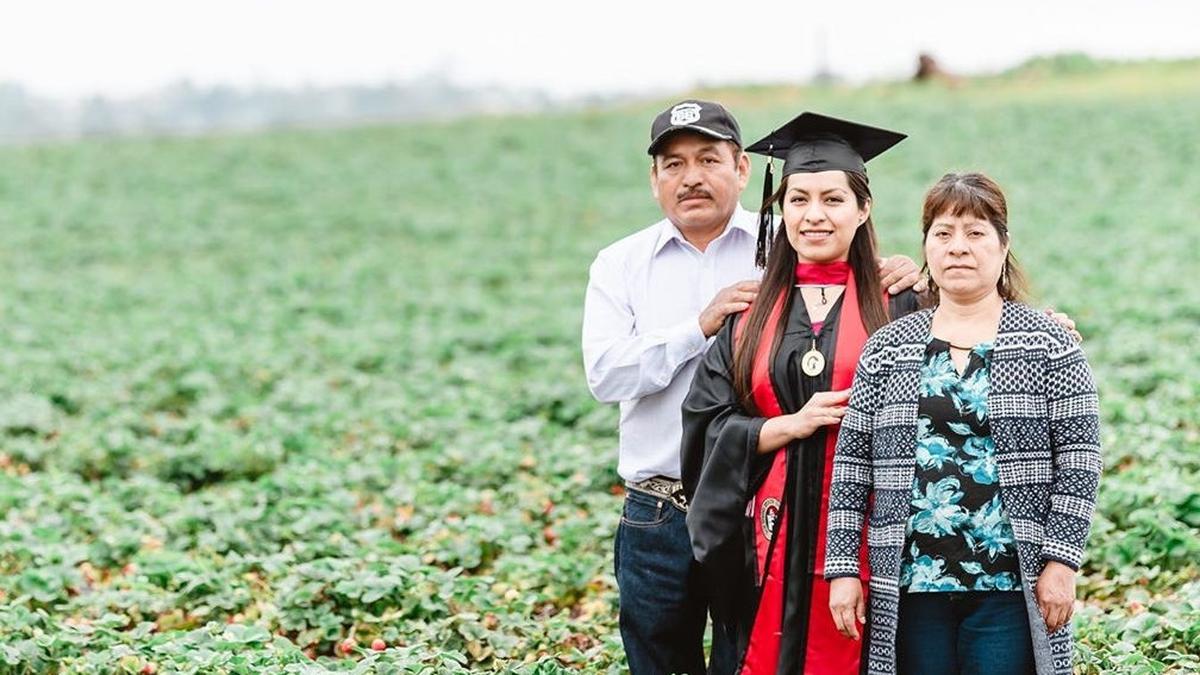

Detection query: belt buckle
xmin=631 ymin=476 xmax=688 ymax=512
xmin=668 ymin=488 xmax=689 ymax=512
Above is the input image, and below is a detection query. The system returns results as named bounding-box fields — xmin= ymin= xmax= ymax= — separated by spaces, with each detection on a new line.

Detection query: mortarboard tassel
xmin=755 ymin=151 xmax=775 ymax=268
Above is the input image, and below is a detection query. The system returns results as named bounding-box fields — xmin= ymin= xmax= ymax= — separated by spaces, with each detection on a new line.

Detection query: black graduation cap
xmin=745 ymin=112 xmax=906 ymax=266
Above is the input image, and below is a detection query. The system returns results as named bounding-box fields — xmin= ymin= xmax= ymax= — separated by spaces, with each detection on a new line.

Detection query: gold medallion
xmin=801 ymin=348 xmax=825 ymax=377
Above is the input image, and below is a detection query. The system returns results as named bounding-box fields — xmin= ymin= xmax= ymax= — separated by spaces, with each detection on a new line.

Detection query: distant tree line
xmin=0 ymin=53 xmax=1156 ymax=143
xmin=0 ymin=75 xmax=566 ymax=142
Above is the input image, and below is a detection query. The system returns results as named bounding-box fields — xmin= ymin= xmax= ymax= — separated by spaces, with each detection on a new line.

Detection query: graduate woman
xmin=680 ymin=113 xmax=918 ymax=675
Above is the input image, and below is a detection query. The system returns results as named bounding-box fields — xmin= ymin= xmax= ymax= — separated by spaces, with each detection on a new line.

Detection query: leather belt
xmin=625 ymin=475 xmax=688 ymax=511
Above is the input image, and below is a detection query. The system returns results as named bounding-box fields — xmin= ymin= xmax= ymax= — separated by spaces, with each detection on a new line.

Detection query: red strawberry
xmin=371 ymin=638 xmax=386 ymax=652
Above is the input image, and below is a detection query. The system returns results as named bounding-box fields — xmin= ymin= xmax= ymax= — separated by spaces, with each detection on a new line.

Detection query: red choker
xmin=795 ymin=261 xmax=851 ymax=285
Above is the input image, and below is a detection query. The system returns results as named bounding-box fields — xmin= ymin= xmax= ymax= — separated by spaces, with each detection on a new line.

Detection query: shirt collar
xmin=653 ymin=206 xmax=756 ymax=257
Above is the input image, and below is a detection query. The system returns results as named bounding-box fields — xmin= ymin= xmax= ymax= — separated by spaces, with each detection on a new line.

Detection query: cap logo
xmin=670 ymin=102 xmax=702 ymax=126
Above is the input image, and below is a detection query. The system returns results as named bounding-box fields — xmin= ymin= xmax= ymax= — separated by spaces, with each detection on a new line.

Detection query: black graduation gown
xmin=680 ymin=289 xmax=918 ymax=675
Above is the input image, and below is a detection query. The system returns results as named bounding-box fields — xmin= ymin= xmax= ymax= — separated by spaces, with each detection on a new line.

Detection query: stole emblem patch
xmin=760 ymin=497 xmax=781 ymax=541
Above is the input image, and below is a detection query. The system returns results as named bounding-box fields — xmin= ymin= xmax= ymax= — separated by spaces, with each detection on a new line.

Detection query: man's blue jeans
xmin=896 ymin=591 xmax=1035 ymax=675
xmin=615 ymin=490 xmax=737 ymax=675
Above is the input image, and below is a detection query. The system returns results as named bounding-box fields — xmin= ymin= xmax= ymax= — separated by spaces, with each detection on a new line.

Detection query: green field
xmin=1 ymin=57 xmax=1198 ymax=673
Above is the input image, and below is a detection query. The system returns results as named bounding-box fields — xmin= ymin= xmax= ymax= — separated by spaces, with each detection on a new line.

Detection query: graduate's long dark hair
xmin=732 ymin=171 xmax=889 ymax=413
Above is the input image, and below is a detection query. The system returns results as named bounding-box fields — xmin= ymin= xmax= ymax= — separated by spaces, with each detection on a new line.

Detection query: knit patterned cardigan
xmin=824 ymin=302 xmax=1102 ymax=675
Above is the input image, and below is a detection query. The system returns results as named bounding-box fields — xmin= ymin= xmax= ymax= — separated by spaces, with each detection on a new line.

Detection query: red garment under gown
xmin=738 ymin=264 xmax=872 ymax=675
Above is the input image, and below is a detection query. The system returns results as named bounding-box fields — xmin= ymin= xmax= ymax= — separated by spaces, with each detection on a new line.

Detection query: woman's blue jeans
xmin=896 ymin=590 xmax=1035 ymax=675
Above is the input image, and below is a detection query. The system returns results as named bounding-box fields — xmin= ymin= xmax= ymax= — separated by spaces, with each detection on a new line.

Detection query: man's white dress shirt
xmin=582 ymin=207 xmax=762 ymax=483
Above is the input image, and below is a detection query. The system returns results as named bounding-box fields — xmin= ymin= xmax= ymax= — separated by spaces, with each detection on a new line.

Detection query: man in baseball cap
xmin=582 ymin=100 xmax=922 ymax=674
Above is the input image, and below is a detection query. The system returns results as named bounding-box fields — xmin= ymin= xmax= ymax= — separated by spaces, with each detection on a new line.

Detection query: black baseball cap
xmin=647 ymin=100 xmax=742 ymax=155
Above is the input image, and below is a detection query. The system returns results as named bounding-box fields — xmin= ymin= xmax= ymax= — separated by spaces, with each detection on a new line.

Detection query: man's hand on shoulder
xmin=699 ymin=281 xmax=759 ymax=337
xmin=1044 ymin=307 xmax=1083 ymax=343
xmin=878 ymin=255 xmax=927 ymax=296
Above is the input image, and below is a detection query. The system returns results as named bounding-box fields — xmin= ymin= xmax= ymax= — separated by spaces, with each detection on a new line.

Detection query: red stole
xmin=736 ymin=262 xmax=872 ymax=675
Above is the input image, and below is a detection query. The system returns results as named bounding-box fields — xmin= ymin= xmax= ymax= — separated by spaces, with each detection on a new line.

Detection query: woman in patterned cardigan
xmin=823 ymin=173 xmax=1101 ymax=675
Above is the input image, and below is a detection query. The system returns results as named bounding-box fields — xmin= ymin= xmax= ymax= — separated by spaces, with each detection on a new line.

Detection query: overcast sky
xmin=2 ymin=1 xmax=1198 ymax=99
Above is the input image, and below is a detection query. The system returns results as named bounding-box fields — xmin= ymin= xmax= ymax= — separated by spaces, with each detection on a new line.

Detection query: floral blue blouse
xmin=899 ymin=337 xmax=1022 ymax=593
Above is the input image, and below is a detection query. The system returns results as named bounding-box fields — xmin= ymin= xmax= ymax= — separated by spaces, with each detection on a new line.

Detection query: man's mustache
xmin=677 ymin=189 xmax=712 ymax=202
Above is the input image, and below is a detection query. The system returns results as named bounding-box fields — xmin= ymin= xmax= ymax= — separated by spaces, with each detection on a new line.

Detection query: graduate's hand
xmin=788 ymin=389 xmax=850 ymax=440
xmin=699 ymin=280 xmax=760 ymax=337
xmin=878 ymin=255 xmax=927 ymax=295
xmin=1044 ymin=307 xmax=1083 ymax=343
xmin=1036 ymin=560 xmax=1076 ymax=634
xmin=829 ymin=577 xmax=866 ymax=640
